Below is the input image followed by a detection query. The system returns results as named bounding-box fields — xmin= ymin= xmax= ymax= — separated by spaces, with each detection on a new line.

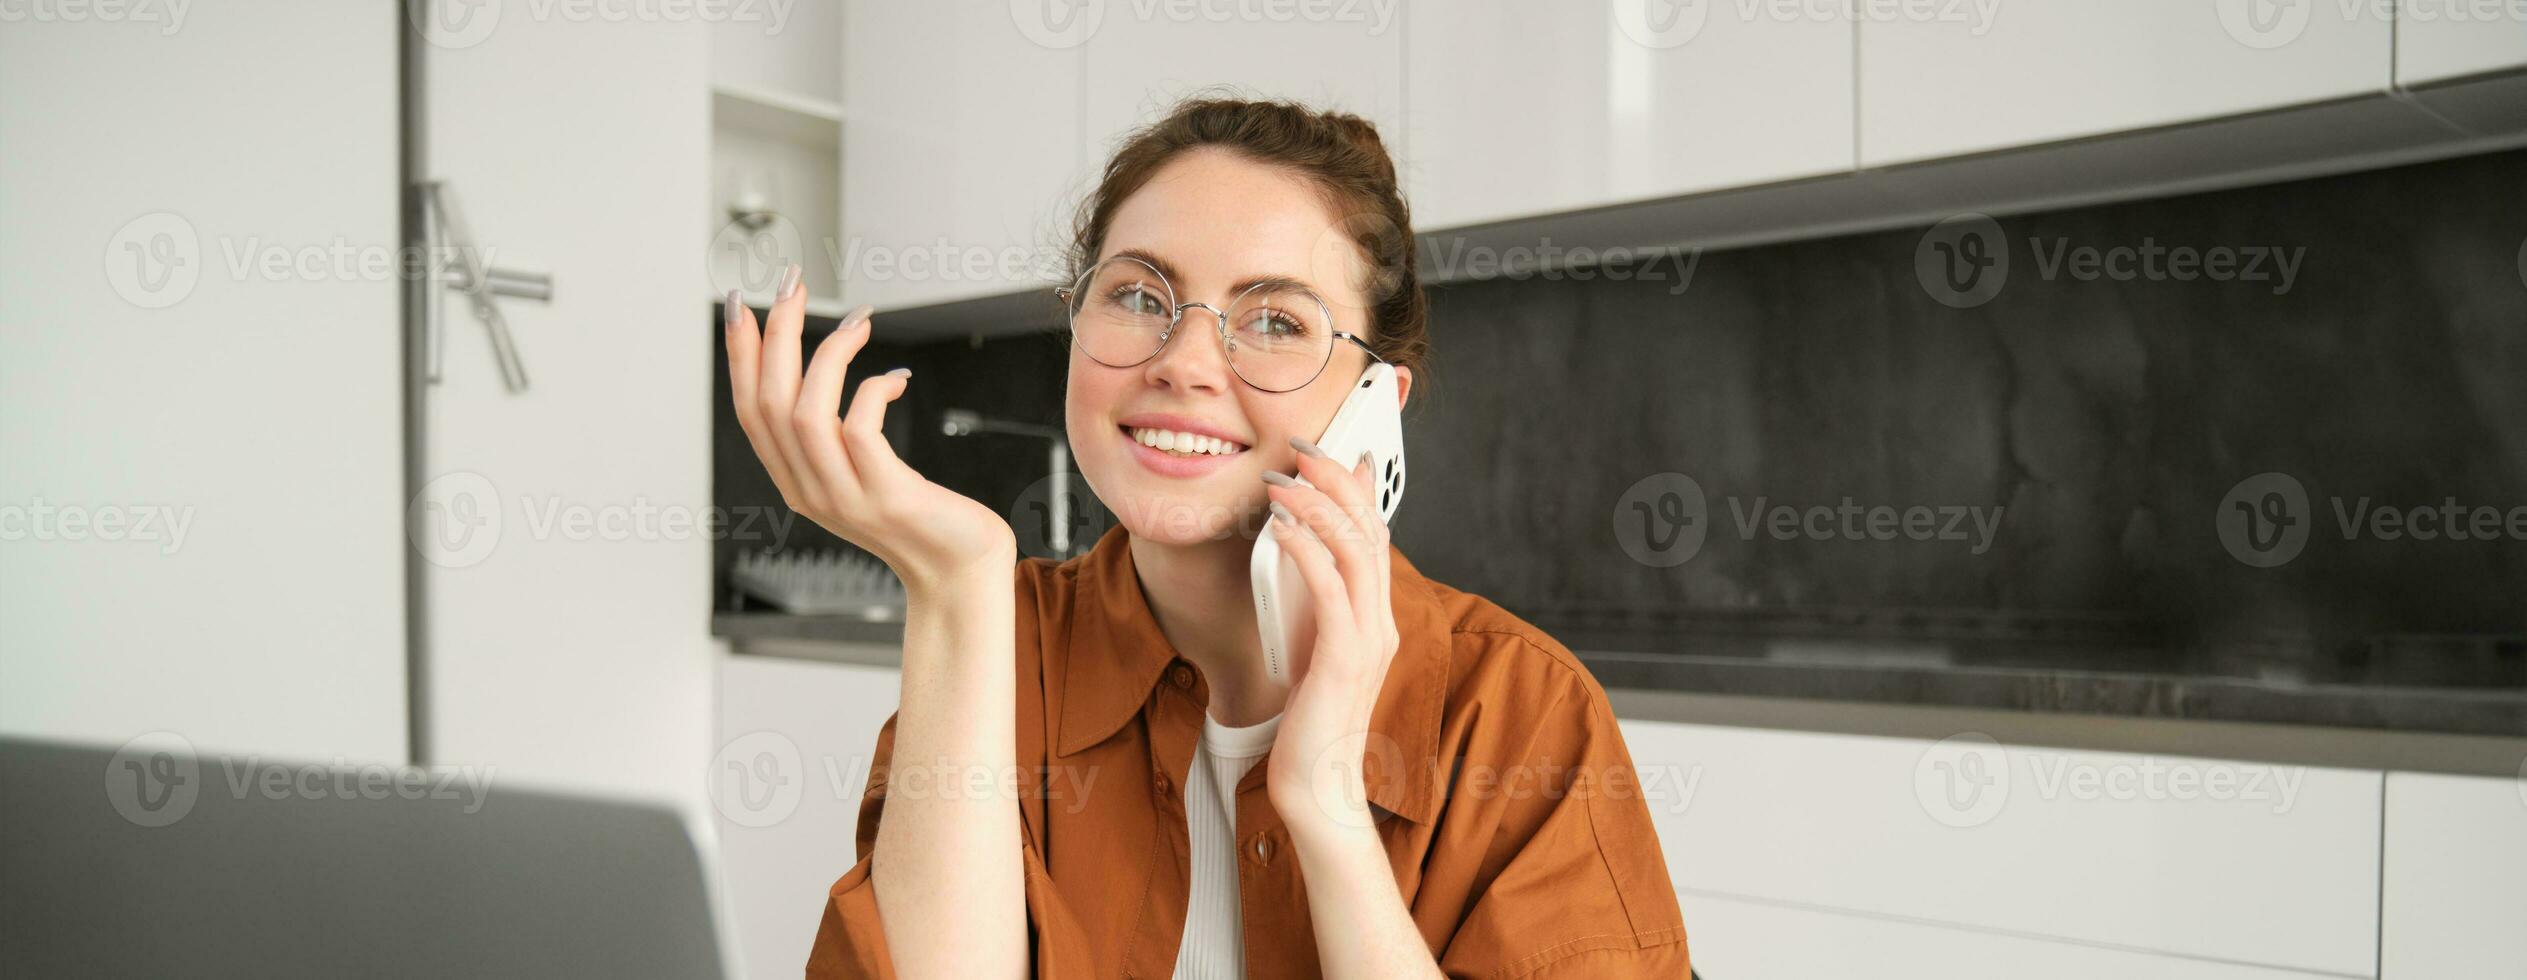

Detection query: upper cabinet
xmin=1078 ymin=5 xmax=1405 ymax=172
xmin=1404 ymin=0 xmax=1855 ymax=230
xmin=1858 ymin=0 xmax=2392 ymax=167
xmin=2396 ymin=4 xmax=2527 ymax=87
xmin=842 ymin=0 xmax=1085 ymax=312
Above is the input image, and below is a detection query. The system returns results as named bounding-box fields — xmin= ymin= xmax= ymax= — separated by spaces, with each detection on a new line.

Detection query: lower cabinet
xmin=712 ymin=652 xmax=901 ymax=980
xmin=1619 ymin=720 xmax=2385 ymax=977
xmin=2381 ymin=771 xmax=2527 ymax=979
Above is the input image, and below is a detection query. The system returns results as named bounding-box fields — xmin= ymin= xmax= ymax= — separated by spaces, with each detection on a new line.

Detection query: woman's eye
xmin=1108 ymin=286 xmax=1164 ymax=317
xmin=1239 ymin=310 xmax=1305 ymax=338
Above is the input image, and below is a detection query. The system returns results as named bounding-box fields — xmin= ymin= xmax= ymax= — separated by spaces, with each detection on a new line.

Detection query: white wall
xmin=0 ymin=2 xmax=408 ymax=763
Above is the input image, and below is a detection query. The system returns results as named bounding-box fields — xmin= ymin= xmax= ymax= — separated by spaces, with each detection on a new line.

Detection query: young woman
xmin=726 ymin=97 xmax=1692 ymax=979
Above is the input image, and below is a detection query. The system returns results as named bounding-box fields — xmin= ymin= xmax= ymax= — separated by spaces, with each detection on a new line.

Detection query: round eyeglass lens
xmin=1067 ymin=257 xmax=1175 ymax=368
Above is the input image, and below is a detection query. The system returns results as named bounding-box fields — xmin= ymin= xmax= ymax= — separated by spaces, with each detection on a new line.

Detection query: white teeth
xmin=1129 ymin=427 xmax=1243 ymax=456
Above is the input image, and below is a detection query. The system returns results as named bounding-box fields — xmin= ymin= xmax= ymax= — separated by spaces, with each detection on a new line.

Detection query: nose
xmin=1140 ymin=302 xmax=1234 ymax=395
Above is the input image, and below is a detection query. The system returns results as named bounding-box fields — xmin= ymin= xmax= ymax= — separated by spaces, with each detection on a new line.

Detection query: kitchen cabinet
xmin=713 ymin=652 xmax=902 ymax=980
xmin=1858 ymin=0 xmax=2393 ymax=167
xmin=1403 ymin=0 xmax=1855 ymax=230
xmin=1681 ymin=891 xmax=2349 ymax=980
xmin=2396 ymin=5 xmax=2527 ymax=87
xmin=0 ymin=0 xmax=406 ymax=762
xmin=1621 ymin=720 xmax=2383 ymax=976
xmin=841 ymin=0 xmax=1086 ymax=311
xmin=1077 ymin=4 xmax=1404 ymax=176
xmin=2380 ymin=771 xmax=2527 ymax=978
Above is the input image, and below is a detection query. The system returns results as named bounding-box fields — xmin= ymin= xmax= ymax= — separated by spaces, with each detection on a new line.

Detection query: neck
xmin=1127 ymin=530 xmax=1283 ymax=727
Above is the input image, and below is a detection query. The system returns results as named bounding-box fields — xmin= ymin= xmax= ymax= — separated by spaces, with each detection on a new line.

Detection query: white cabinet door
xmin=1681 ymin=891 xmax=2354 ymax=980
xmin=1858 ymin=0 xmax=2393 ymax=167
xmin=1622 ymin=720 xmax=2383 ymax=977
xmin=0 ymin=2 xmax=406 ymax=763
xmin=415 ymin=5 xmax=716 ymax=810
xmin=841 ymin=0 xmax=1084 ymax=310
xmin=2381 ymin=770 xmax=2527 ymax=979
xmin=2396 ymin=2 xmax=2527 ymax=87
xmin=713 ymin=654 xmax=902 ymax=980
xmin=1077 ymin=2 xmax=1404 ymax=187
xmin=1404 ymin=0 xmax=1854 ymax=230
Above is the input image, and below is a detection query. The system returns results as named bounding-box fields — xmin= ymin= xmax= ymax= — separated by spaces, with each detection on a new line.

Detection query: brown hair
xmin=1066 ymin=94 xmax=1430 ymax=389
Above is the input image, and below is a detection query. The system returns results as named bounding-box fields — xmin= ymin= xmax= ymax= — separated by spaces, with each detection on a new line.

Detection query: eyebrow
xmin=1111 ymin=247 xmax=1317 ymax=298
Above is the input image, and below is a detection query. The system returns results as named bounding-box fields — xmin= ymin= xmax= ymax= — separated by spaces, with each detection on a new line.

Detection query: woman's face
xmin=1066 ymin=147 xmax=1413 ymax=547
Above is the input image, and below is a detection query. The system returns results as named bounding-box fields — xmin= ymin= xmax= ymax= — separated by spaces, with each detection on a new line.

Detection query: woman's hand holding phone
xmin=723 ymin=265 xmax=1017 ymax=596
xmin=1259 ymin=440 xmax=1401 ymax=847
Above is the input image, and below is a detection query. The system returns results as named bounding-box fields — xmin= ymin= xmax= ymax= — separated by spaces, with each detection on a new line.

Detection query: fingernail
xmin=884 ymin=367 xmax=911 ymax=378
xmin=776 ymin=263 xmax=801 ymax=301
xmin=723 ymin=289 xmax=741 ymax=327
xmin=1269 ymin=502 xmax=1297 ymax=525
xmin=844 ymin=303 xmax=875 ymax=329
xmin=1289 ymin=436 xmax=1331 ymax=460
xmin=1261 ymin=470 xmax=1300 ymax=488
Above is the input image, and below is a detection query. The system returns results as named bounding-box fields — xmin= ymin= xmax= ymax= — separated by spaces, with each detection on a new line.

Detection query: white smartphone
xmin=1251 ymin=361 xmax=1408 ymax=684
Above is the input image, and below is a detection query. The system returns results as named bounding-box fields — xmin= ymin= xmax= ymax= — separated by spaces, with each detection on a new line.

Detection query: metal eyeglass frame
xmin=1054 ymin=255 xmax=1386 ymax=394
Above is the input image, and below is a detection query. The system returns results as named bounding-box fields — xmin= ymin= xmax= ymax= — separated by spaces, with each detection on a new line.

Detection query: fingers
xmin=841 ymin=359 xmax=918 ymax=497
xmin=1268 ymin=502 xmax=1362 ymax=667
xmin=1277 ymin=442 xmax=1391 ymax=628
xmin=725 ymin=292 xmax=805 ymax=495
xmin=756 ymin=264 xmax=823 ymax=504
xmin=795 ymin=305 xmax=876 ymax=503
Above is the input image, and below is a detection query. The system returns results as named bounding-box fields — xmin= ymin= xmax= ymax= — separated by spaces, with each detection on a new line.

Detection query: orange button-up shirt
xmin=807 ymin=525 xmax=1692 ymax=978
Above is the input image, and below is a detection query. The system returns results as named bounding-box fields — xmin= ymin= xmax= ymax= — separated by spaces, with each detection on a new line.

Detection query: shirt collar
xmin=1055 ymin=523 xmax=1452 ymax=825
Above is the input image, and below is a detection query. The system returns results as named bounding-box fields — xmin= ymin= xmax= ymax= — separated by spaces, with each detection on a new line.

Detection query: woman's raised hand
xmin=724 ymin=265 xmax=1016 ymax=593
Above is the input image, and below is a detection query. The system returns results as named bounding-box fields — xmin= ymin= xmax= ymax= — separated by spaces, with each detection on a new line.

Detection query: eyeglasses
xmin=1055 ymin=255 xmax=1384 ymax=393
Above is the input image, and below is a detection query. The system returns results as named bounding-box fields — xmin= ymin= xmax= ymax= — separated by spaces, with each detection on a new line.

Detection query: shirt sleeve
xmin=1434 ymin=666 xmax=1694 ymax=980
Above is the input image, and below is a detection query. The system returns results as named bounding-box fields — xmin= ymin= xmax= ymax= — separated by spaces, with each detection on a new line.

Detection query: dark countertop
xmin=713 ymin=611 xmax=2527 ymax=741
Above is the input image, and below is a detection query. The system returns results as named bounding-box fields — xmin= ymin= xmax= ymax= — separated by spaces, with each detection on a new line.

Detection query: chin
xmin=1075 ymin=447 xmax=1265 ymax=548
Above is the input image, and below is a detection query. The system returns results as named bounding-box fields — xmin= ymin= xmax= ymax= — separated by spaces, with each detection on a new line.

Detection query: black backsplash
xmin=714 ymin=148 xmax=2527 ymax=681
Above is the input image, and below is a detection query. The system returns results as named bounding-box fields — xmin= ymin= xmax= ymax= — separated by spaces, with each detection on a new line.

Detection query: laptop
xmin=0 ymin=735 xmax=731 ymax=979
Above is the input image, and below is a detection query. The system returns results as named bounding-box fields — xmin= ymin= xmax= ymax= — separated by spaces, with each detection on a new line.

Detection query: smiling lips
xmin=1118 ymin=421 xmax=1252 ymax=477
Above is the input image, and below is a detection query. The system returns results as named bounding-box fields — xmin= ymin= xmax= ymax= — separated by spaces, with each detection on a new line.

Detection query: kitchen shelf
xmin=709 ymin=82 xmax=841 ymax=150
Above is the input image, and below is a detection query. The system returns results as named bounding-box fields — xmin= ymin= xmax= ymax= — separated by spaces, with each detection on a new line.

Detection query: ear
xmin=1392 ymin=364 xmax=1413 ymax=411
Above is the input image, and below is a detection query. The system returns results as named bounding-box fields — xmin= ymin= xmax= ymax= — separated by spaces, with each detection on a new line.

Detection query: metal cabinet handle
xmin=421 ymin=180 xmax=547 ymax=393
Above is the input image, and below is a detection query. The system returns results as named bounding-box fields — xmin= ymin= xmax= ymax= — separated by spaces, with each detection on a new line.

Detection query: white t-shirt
xmin=1170 ymin=709 xmax=1282 ymax=980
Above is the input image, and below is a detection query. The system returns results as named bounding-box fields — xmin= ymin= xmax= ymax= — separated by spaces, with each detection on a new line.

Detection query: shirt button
xmin=1250 ymin=833 xmax=1274 ymax=864
xmin=1153 ymin=771 xmax=1171 ymax=797
xmin=1167 ymin=663 xmax=1195 ymax=689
